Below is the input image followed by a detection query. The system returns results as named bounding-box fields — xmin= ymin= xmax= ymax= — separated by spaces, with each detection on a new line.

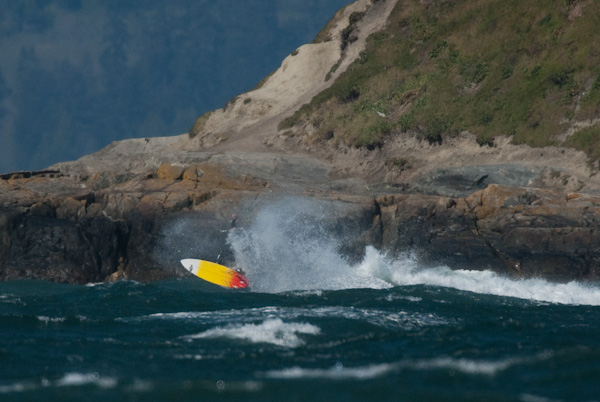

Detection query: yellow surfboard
xmin=180 ymin=259 xmax=248 ymax=289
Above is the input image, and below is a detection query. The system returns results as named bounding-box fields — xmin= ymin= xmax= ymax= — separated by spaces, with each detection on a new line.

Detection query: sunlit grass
xmin=282 ymin=0 xmax=600 ymax=160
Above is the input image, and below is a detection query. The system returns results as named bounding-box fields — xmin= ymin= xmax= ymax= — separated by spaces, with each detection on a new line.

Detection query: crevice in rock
xmin=372 ymin=197 xmax=384 ymax=248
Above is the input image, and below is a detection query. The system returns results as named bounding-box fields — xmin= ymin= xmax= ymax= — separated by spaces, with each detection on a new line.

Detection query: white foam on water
xmin=0 ymin=382 xmax=33 ymax=394
xmin=129 ymin=305 xmax=449 ymax=332
xmin=359 ymin=247 xmax=600 ymax=306
xmin=183 ymin=318 xmax=321 ymax=348
xmin=0 ymin=294 xmax=23 ymax=305
xmin=262 ymin=362 xmax=397 ymax=380
xmin=405 ymin=357 xmax=522 ymax=376
xmin=56 ymin=372 xmax=117 ymax=388
xmin=519 ymin=393 xmax=563 ymax=402
xmin=263 ymin=356 xmax=529 ymax=381
xmin=226 ymin=197 xmax=600 ymax=305
xmin=37 ymin=316 xmax=67 ymax=324
xmin=173 ymin=353 xmax=226 ymax=361
xmin=308 ymin=306 xmax=450 ymax=329
xmin=383 ymin=294 xmax=423 ymax=303
xmin=36 ymin=315 xmax=91 ymax=324
xmin=228 ymin=198 xmax=392 ymax=293
xmin=0 ymin=373 xmax=118 ymax=394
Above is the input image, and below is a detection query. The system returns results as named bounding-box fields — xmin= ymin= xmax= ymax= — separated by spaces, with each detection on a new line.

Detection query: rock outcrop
xmin=377 ymin=185 xmax=600 ymax=282
xmin=0 ymin=161 xmax=273 ymax=283
xmin=3 ymin=161 xmax=600 ymax=284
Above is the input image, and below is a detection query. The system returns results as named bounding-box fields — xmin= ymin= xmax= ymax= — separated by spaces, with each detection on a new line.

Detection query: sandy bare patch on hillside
xmin=178 ymin=0 xmax=399 ymax=153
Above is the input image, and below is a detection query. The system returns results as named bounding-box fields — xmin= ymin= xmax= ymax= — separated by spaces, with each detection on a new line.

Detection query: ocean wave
xmin=405 ymin=357 xmax=520 ymax=376
xmin=262 ymin=362 xmax=397 ymax=380
xmin=226 ymin=198 xmax=393 ymax=293
xmin=36 ymin=315 xmax=91 ymax=324
xmin=56 ymin=372 xmax=117 ymax=388
xmin=123 ymin=306 xmax=450 ymax=332
xmin=382 ymin=294 xmax=423 ymax=303
xmin=173 ymin=353 xmax=226 ymax=361
xmin=36 ymin=316 xmax=67 ymax=324
xmin=223 ymin=196 xmax=600 ymax=304
xmin=118 ymin=309 xmax=265 ymax=324
xmin=359 ymin=247 xmax=600 ymax=306
xmin=182 ymin=318 xmax=321 ymax=348
xmin=308 ymin=306 xmax=450 ymax=330
xmin=394 ymin=265 xmax=600 ymax=306
xmin=262 ymin=356 xmax=527 ymax=381
xmin=0 ymin=294 xmax=24 ymax=305
xmin=0 ymin=381 xmax=34 ymax=394
xmin=0 ymin=372 xmax=117 ymax=395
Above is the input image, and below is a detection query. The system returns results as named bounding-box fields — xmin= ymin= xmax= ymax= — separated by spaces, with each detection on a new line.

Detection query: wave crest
xmin=183 ymin=318 xmax=320 ymax=348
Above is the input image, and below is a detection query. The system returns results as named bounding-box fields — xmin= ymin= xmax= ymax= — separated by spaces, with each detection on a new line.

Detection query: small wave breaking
xmin=262 ymin=362 xmax=397 ymax=381
xmin=0 ymin=372 xmax=117 ymax=395
xmin=127 ymin=305 xmax=449 ymax=332
xmin=361 ymin=246 xmax=600 ymax=306
xmin=225 ymin=197 xmax=600 ymax=305
xmin=183 ymin=318 xmax=321 ymax=348
xmin=261 ymin=356 xmax=526 ymax=380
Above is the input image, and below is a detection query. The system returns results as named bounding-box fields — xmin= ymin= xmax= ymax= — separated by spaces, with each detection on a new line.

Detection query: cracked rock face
xmin=3 ymin=161 xmax=600 ymax=284
xmin=377 ymin=185 xmax=600 ymax=282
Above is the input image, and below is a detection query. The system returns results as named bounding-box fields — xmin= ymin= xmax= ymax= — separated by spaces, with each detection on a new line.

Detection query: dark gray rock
xmin=2 ymin=158 xmax=600 ymax=284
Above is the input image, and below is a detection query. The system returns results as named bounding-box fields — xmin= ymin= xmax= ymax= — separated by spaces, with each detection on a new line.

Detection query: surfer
xmin=228 ymin=214 xmax=247 ymax=275
xmin=107 ymin=257 xmax=128 ymax=282
xmin=230 ymin=213 xmax=247 ymax=235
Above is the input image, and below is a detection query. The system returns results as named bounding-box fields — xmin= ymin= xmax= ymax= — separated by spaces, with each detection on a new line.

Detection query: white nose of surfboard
xmin=180 ymin=259 xmax=197 ymax=273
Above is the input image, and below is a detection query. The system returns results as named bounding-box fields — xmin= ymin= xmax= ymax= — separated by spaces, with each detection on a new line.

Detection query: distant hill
xmin=283 ymin=0 xmax=600 ymax=162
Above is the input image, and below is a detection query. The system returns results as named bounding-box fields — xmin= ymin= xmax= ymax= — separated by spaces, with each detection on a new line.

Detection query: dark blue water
xmin=3 ymin=200 xmax=600 ymax=401
xmin=1 ymin=273 xmax=599 ymax=402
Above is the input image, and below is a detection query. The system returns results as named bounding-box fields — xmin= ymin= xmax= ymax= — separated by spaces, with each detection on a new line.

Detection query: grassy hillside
xmin=282 ymin=0 xmax=600 ymax=159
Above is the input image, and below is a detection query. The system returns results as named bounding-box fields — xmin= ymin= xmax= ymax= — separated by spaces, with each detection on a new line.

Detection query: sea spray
xmin=159 ymin=196 xmax=600 ymax=305
xmin=156 ymin=216 xmax=232 ymax=274
xmin=359 ymin=246 xmax=600 ymax=306
xmin=227 ymin=197 xmax=386 ymax=293
xmin=226 ymin=198 xmax=600 ymax=304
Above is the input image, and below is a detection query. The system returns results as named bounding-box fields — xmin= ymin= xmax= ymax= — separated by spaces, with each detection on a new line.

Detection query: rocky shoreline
xmin=2 ymin=157 xmax=600 ymax=284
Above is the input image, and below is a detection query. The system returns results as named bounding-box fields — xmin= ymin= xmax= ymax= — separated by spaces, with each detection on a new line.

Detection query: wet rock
xmin=2 ymin=156 xmax=600 ymax=284
xmin=377 ymin=193 xmax=495 ymax=270
xmin=0 ymin=211 xmax=128 ymax=284
xmin=376 ymin=184 xmax=600 ymax=281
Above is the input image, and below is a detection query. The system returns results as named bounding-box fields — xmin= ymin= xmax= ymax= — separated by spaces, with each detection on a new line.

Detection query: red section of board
xmin=231 ymin=272 xmax=249 ymax=289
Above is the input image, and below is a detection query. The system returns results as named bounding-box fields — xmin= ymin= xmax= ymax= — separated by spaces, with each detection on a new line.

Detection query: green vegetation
xmin=283 ymin=0 xmax=600 ymax=159
xmin=188 ymin=111 xmax=212 ymax=139
xmin=567 ymin=126 xmax=600 ymax=160
xmin=341 ymin=11 xmax=365 ymax=50
xmin=385 ymin=157 xmax=411 ymax=171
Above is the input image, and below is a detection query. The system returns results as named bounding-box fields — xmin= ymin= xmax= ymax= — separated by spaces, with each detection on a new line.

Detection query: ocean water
xmin=2 ymin=199 xmax=600 ymax=401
